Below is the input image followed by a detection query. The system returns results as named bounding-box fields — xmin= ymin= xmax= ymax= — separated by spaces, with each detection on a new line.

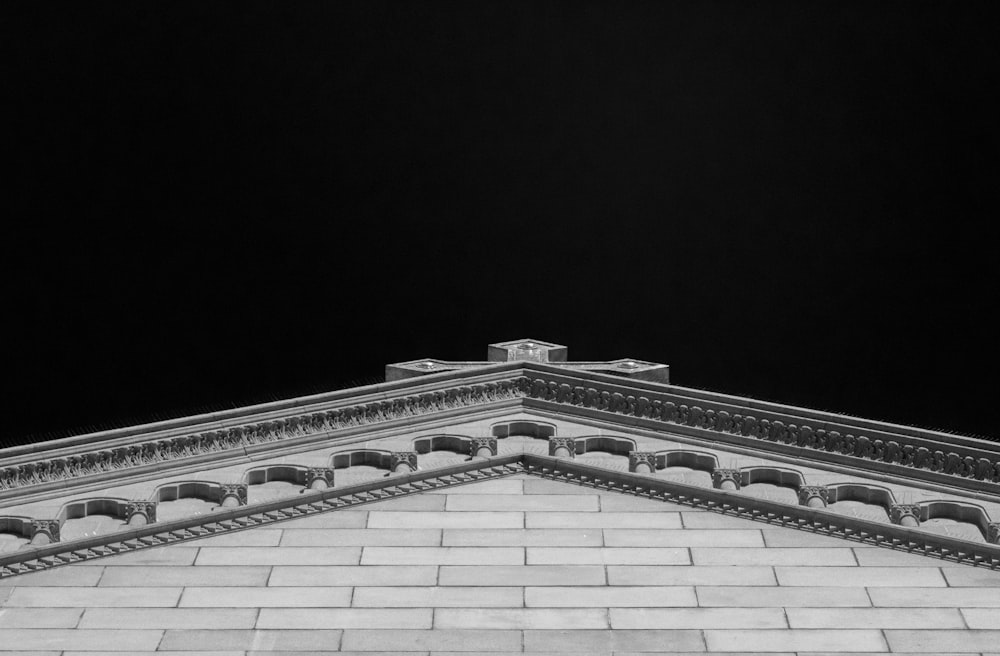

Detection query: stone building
xmin=1 ymin=339 xmax=999 ymax=654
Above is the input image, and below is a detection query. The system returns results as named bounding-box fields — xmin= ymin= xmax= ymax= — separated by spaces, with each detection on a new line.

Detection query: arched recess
xmin=574 ymin=436 xmax=635 ymax=469
xmin=491 ymin=421 xmax=556 ymax=440
xmin=57 ymin=498 xmax=129 ymax=541
xmin=330 ymin=450 xmax=394 ymax=484
xmin=0 ymin=516 xmax=32 ymax=552
xmin=919 ymin=500 xmax=993 ymax=542
xmin=738 ymin=467 xmax=803 ymax=504
xmin=413 ymin=435 xmax=473 ymax=467
xmin=825 ymin=483 xmax=894 ymax=522
xmin=153 ymin=481 xmax=225 ymax=521
xmin=654 ymin=450 xmax=717 ymax=487
xmin=244 ymin=465 xmax=309 ymax=503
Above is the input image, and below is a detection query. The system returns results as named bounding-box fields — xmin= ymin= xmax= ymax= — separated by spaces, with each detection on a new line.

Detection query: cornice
xmin=2 ymin=452 xmax=998 ymax=580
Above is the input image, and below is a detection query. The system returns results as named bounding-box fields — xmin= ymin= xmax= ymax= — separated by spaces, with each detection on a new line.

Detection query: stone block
xmin=365 ymin=495 xmax=446 ymax=511
xmin=610 ymin=607 xmax=786 ymax=629
xmin=99 ymin=565 xmax=271 ymax=587
xmin=697 ymin=586 xmax=871 ymax=607
xmin=443 ymin=529 xmax=601 ymax=546
xmin=526 ymin=547 xmax=689 ymax=565
xmin=597 ymin=495 xmax=679 ymax=512
xmin=851 ymin=549 xmax=964 ymax=567
xmin=78 ymin=608 xmax=258 ymax=629
xmin=445 ymin=494 xmax=599 ymax=512
xmin=525 ymin=586 xmax=697 ymax=607
xmin=71 ymin=547 xmax=197 ymax=566
xmin=961 ymin=608 xmax=1000 ymax=629
xmin=367 ymin=511 xmax=523 ymax=529
xmin=427 ymin=480 xmax=523 ymax=494
xmin=0 ymin=608 xmax=82 ymax=628
xmin=604 ymin=529 xmax=764 ymax=547
xmin=870 ymin=587 xmax=1000 ymax=607
xmin=786 ymin=607 xmax=966 ymax=628
xmin=0 ymin=566 xmax=103 ymax=586
xmin=609 ymin=565 xmax=776 ymax=586
xmin=761 ymin=530 xmax=860 ymax=548
xmin=774 ymin=566 xmax=946 ymax=587
xmin=281 ymin=528 xmax=442 ymax=546
xmin=704 ymin=629 xmax=887 ymax=652
xmin=5 ymin=587 xmax=182 ymax=607
xmin=361 ymin=547 xmax=524 ymax=565
xmin=439 ymin=565 xmax=605 ymax=586
xmin=257 ymin=608 xmax=432 ymax=629
xmin=268 ymin=566 xmax=438 ymax=587
xmin=0 ymin=629 xmax=163 ymax=651
xmin=941 ymin=567 xmax=1000 ymax=587
xmin=352 ymin=586 xmax=523 ymax=608
xmin=884 ymin=629 xmax=1000 ymax=652
xmin=189 ymin=530 xmax=283 ymax=546
xmin=525 ymin=512 xmax=681 ymax=529
xmin=691 ymin=547 xmax=856 ymax=566
xmin=435 ymin=608 xmax=608 ymax=629
xmin=275 ymin=510 xmax=369 ymax=529
xmin=179 ymin=587 xmax=352 ymax=607
xmin=159 ymin=629 xmax=342 ymax=651
xmin=340 ymin=629 xmax=521 ymax=652
xmin=195 ymin=546 xmax=362 ymax=566
xmin=523 ymin=629 xmax=705 ymax=652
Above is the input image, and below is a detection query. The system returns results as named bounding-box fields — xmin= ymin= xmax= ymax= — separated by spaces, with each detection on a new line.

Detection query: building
xmin=1 ymin=339 xmax=998 ymax=654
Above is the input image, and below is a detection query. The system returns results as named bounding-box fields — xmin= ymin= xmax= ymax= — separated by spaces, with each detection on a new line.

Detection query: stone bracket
xmin=628 ymin=451 xmax=657 ymax=473
xmin=469 ymin=437 xmax=498 ymax=457
xmin=125 ymin=500 xmax=157 ymax=523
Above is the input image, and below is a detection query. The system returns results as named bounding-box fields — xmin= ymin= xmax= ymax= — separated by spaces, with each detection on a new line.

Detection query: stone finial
xmin=29 ymin=519 xmax=60 ymax=545
xmin=628 ymin=451 xmax=657 ymax=474
xmin=988 ymin=522 xmax=1000 ymax=545
xmin=548 ymin=437 xmax=576 ymax=458
xmin=305 ymin=468 xmax=335 ymax=489
xmin=890 ymin=503 xmax=921 ymax=527
xmin=712 ymin=469 xmax=741 ymax=491
xmin=488 ymin=339 xmax=568 ymax=363
xmin=220 ymin=483 xmax=248 ymax=507
xmin=470 ymin=437 xmax=498 ymax=457
xmin=797 ymin=486 xmax=829 ymax=508
xmin=390 ymin=452 xmax=418 ymax=473
xmin=125 ymin=500 xmax=157 ymax=526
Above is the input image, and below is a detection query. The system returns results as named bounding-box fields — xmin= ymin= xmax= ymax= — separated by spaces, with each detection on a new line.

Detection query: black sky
xmin=4 ymin=1 xmax=997 ymax=446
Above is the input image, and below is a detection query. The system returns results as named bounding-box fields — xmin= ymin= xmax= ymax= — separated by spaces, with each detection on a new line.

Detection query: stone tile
xmin=352 ymin=586 xmax=523 ymax=608
xmin=871 ymin=587 xmax=1000 ymax=607
xmin=444 ymin=529 xmax=602 ymax=546
xmin=195 ymin=546 xmax=361 ymax=565
xmin=185 ymin=530 xmax=283 ymax=546
xmin=257 ymin=608 xmax=432 ymax=629
xmin=71 ymin=547 xmax=198 ymax=566
xmin=0 ymin=629 xmax=163 ymax=651
xmin=527 ymin=547 xmax=689 ymax=565
xmin=268 ymin=566 xmax=438 ymax=587
xmin=5 ymin=587 xmax=182 ymax=607
xmin=698 ymin=586 xmax=871 ymax=607
xmin=598 ymin=495 xmax=680 ymax=512
xmin=249 ymin=653 xmax=425 ymax=656
xmin=526 ymin=512 xmax=681 ymax=529
xmin=362 ymin=546 xmax=524 ymax=565
xmin=885 ymin=629 xmax=1000 ymax=652
xmin=0 ymin=608 xmax=83 ymax=628
xmin=787 ymin=607 xmax=966 ymax=628
xmin=367 ymin=511 xmax=523 ymax=529
xmin=761 ymin=530 xmax=859 ymax=548
xmin=705 ymin=629 xmax=887 ymax=652
xmin=79 ymin=608 xmax=258 ymax=629
xmin=0 ymin=652 xmax=60 ymax=656
xmin=270 ymin=510 xmax=369 ymax=529
xmin=775 ymin=566 xmax=946 ymax=587
xmin=615 ymin=653 xmax=788 ymax=656
xmin=341 ymin=629 xmax=521 ymax=651
xmin=180 ymin=587 xmax=352 ymax=607
xmin=605 ymin=529 xmax=764 ymax=547
xmin=942 ymin=567 xmax=1000 ymax=587
xmin=99 ymin=565 xmax=271 ymax=586
xmin=427 ymin=480 xmax=523 ymax=494
xmin=692 ymin=547 xmax=857 ymax=566
xmin=0 ymin=566 xmax=103 ymax=586
xmin=526 ymin=586 xmax=697 ymax=607
xmin=282 ymin=528 xmax=442 ymax=546
xmin=64 ymin=653 xmax=241 ymax=656
xmin=436 ymin=608 xmax=608 ymax=629
xmin=439 ymin=565 xmax=605 ymax=586
xmin=611 ymin=607 xmax=787 ymax=629
xmin=446 ymin=494 xmax=599 ymax=512
xmin=160 ymin=629 xmax=343 ymax=651
xmin=364 ymin=495 xmax=447 ymax=511
xmin=610 ymin=565 xmax=775 ymax=586
xmin=523 ymin=629 xmax=705 ymax=652
xmin=852 ymin=549 xmax=964 ymax=567
xmin=962 ymin=608 xmax=1000 ymax=629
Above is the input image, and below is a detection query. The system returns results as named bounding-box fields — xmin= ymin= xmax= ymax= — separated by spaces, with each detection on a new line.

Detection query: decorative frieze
xmin=469 ymin=437 xmax=498 ymax=457
xmin=797 ymin=486 xmax=829 ymax=508
xmin=628 ymin=451 xmax=657 ymax=474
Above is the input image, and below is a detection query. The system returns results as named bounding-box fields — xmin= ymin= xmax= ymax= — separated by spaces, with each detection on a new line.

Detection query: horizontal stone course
xmin=195 ymin=546 xmax=362 ymax=566
xmin=526 ymin=547 xmax=689 ymax=565
xmin=691 ymin=547 xmax=857 ymax=566
xmin=446 ymin=494 xmax=599 ymax=512
xmin=281 ymin=528 xmax=442 ymax=546
xmin=0 ymin=567 xmax=103 ymax=586
xmin=159 ymin=629 xmax=343 ymax=651
xmin=962 ymin=608 xmax=1000 ymax=629
xmin=609 ymin=565 xmax=777 ymax=586
xmin=604 ymin=528 xmax=764 ymax=547
xmin=610 ymin=607 xmax=787 ymax=629
xmin=869 ymin=587 xmax=1000 ymax=607
xmin=525 ymin=586 xmax=697 ymax=607
xmin=5 ymin=587 xmax=182 ymax=607
xmin=0 ymin=629 xmax=163 ymax=651
xmin=443 ymin=529 xmax=602 ymax=546
xmin=704 ymin=628 xmax=887 ymax=652
xmin=99 ymin=565 xmax=271 ymax=587
xmin=340 ymin=629 xmax=522 ymax=651
xmin=697 ymin=586 xmax=872 ymax=607
xmin=179 ymin=587 xmax=352 ymax=607
xmin=0 ymin=608 xmax=83 ymax=628
xmin=434 ymin=608 xmax=608 ymax=629
xmin=941 ymin=567 xmax=1000 ymax=587
xmin=79 ymin=607 xmax=259 ymax=629
xmin=352 ymin=586 xmax=523 ymax=608
xmin=257 ymin=608 xmax=432 ymax=629
xmin=522 ymin=628 xmax=705 ymax=652
xmin=884 ymin=629 xmax=1000 ymax=652
xmin=361 ymin=546 xmax=524 ymax=565
xmin=367 ymin=511 xmax=523 ymax=528
xmin=268 ymin=566 xmax=438 ymax=587
xmin=525 ymin=512 xmax=682 ymax=528
xmin=787 ymin=607 xmax=967 ymax=628
xmin=439 ymin=565 xmax=605 ymax=586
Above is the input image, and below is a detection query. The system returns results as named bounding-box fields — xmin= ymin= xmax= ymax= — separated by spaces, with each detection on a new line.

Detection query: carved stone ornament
xmin=628 ymin=451 xmax=657 ymax=473
xmin=548 ymin=437 xmax=576 ymax=458
xmin=30 ymin=519 xmax=60 ymax=543
xmin=390 ymin=452 xmax=418 ymax=472
xmin=125 ymin=500 xmax=157 ymax=523
xmin=469 ymin=437 xmax=498 ymax=457
xmin=305 ymin=468 xmax=335 ymax=488
xmin=797 ymin=486 xmax=829 ymax=507
xmin=220 ymin=483 xmax=248 ymax=506
xmin=889 ymin=503 xmax=921 ymax=525
xmin=712 ymin=468 xmax=742 ymax=490
xmin=989 ymin=523 xmax=1000 ymax=545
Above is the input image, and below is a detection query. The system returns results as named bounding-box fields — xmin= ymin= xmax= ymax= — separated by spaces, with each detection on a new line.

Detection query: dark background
xmin=4 ymin=1 xmax=997 ymax=446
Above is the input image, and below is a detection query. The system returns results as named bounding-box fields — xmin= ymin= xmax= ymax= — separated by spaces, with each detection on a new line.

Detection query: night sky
xmin=5 ymin=1 xmax=997 ymax=446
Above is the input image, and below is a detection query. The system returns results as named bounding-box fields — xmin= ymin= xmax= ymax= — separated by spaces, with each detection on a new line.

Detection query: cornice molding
xmin=2 ymin=452 xmax=998 ymax=580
